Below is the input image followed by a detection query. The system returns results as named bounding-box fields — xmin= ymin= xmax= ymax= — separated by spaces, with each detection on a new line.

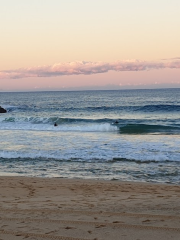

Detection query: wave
xmin=119 ymin=124 xmax=180 ymax=134
xmin=0 ymin=116 xmax=114 ymax=125
xmin=4 ymin=104 xmax=180 ymax=113
xmin=3 ymin=105 xmax=32 ymax=112
xmin=0 ymin=116 xmax=180 ymax=134
xmin=81 ymin=104 xmax=180 ymax=112
xmin=0 ymin=155 xmax=179 ymax=163
xmin=138 ymin=104 xmax=180 ymax=112
xmin=0 ymin=122 xmax=117 ymax=132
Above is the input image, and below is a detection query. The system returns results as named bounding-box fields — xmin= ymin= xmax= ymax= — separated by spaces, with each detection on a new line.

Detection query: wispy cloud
xmin=161 ymin=57 xmax=180 ymax=60
xmin=1 ymin=59 xmax=180 ymax=79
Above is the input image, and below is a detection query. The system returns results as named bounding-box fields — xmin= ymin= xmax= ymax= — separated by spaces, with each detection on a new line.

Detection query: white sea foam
xmin=0 ymin=135 xmax=180 ymax=162
xmin=0 ymin=122 xmax=118 ymax=132
xmin=55 ymin=123 xmax=118 ymax=132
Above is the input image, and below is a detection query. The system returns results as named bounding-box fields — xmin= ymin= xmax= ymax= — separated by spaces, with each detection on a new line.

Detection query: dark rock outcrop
xmin=0 ymin=106 xmax=7 ymax=113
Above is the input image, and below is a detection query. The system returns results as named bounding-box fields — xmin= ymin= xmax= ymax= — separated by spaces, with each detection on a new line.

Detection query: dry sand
xmin=0 ymin=176 xmax=180 ymax=240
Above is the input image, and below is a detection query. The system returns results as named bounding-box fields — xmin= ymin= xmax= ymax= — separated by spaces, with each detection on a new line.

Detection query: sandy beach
xmin=0 ymin=177 xmax=180 ymax=240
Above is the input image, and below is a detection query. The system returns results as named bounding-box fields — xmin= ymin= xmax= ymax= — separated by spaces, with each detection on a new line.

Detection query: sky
xmin=0 ymin=0 xmax=180 ymax=91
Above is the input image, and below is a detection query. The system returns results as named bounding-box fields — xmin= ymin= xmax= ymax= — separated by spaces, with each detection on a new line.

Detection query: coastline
xmin=0 ymin=176 xmax=180 ymax=239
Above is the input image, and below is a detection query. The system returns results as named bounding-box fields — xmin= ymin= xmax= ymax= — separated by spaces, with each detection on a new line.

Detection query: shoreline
xmin=0 ymin=176 xmax=180 ymax=239
xmin=0 ymin=174 xmax=179 ymax=184
xmin=0 ymin=172 xmax=179 ymax=185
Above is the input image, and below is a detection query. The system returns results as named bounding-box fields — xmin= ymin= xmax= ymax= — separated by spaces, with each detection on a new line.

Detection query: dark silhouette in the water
xmin=114 ymin=120 xmax=119 ymax=124
xmin=0 ymin=106 xmax=7 ymax=113
xmin=54 ymin=122 xmax=58 ymax=127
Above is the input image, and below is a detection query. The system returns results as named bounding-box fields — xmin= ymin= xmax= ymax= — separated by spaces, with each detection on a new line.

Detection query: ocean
xmin=0 ymin=89 xmax=180 ymax=184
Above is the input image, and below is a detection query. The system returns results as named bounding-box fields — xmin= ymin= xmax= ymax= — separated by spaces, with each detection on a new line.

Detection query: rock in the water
xmin=0 ymin=106 xmax=7 ymax=113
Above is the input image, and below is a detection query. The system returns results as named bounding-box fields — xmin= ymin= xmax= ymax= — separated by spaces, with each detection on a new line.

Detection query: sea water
xmin=0 ymin=89 xmax=180 ymax=183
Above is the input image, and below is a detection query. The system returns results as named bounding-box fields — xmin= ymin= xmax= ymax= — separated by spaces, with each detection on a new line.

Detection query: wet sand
xmin=0 ymin=176 xmax=180 ymax=240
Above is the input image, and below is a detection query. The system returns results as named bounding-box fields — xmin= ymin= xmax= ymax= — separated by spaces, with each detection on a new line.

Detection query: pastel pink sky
xmin=0 ymin=0 xmax=180 ymax=91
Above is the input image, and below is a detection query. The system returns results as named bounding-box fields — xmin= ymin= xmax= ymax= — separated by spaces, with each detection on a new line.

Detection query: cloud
xmin=161 ymin=57 xmax=180 ymax=60
xmin=0 ymin=59 xmax=180 ymax=79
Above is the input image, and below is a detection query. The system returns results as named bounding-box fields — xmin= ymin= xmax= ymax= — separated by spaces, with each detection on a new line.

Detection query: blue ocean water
xmin=0 ymin=89 xmax=180 ymax=183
